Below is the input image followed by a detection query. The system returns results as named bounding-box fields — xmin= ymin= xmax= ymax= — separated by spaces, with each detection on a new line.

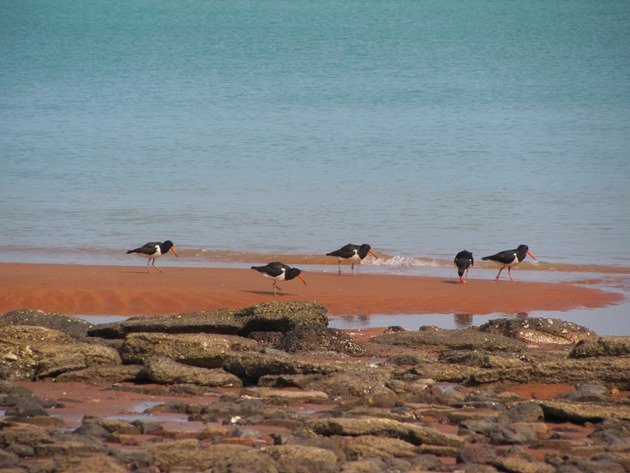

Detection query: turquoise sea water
xmin=1 ymin=0 xmax=629 ymax=270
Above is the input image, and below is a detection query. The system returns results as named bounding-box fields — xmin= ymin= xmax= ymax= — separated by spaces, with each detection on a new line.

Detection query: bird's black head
xmin=455 ymin=250 xmax=473 ymax=260
xmin=358 ymin=244 xmax=372 ymax=259
xmin=515 ymin=244 xmax=529 ymax=259
xmin=516 ymin=244 xmax=537 ymax=261
xmin=161 ymin=240 xmax=178 ymax=257
xmin=286 ymin=267 xmax=307 ymax=285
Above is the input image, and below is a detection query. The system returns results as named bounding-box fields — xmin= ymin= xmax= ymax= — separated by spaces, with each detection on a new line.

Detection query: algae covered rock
xmin=307 ymin=417 xmax=465 ymax=447
xmin=479 ymin=317 xmax=596 ymax=345
xmin=0 ymin=332 xmax=121 ymax=381
xmin=142 ymin=356 xmax=242 ymax=387
xmin=88 ymin=301 xmax=329 ymax=339
xmin=570 ymin=336 xmax=630 ymax=358
xmin=0 ymin=309 xmax=94 ymax=338
xmin=372 ymin=327 xmax=525 ymax=352
xmin=119 ymin=332 xmax=258 ymax=366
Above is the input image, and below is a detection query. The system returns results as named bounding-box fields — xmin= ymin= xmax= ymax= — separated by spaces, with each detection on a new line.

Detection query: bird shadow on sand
xmin=441 ymin=280 xmax=463 ymax=285
xmin=239 ymin=290 xmax=295 ymax=297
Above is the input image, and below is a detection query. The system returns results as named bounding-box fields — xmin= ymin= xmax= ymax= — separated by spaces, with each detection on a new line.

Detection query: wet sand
xmin=0 ymin=262 xmax=622 ymax=316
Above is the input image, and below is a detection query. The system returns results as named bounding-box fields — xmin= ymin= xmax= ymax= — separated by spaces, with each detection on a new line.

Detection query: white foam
xmin=364 ymin=255 xmax=442 ymax=268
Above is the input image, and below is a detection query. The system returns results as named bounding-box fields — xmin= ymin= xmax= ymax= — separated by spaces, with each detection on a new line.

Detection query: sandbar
xmin=0 ymin=262 xmax=621 ymax=316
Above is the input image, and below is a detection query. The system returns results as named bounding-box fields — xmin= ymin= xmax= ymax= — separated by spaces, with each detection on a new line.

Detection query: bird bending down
xmin=326 ymin=243 xmax=377 ymax=275
xmin=250 ymin=262 xmax=307 ymax=296
xmin=126 ymin=240 xmax=178 ymax=272
xmin=481 ymin=244 xmax=537 ymax=281
xmin=454 ymin=250 xmax=474 ymax=284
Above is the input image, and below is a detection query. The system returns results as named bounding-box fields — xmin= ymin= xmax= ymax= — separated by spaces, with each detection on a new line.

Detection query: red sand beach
xmin=0 ymin=262 xmax=621 ymax=316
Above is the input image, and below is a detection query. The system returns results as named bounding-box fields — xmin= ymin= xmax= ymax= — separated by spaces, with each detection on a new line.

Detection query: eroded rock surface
xmin=1 ymin=303 xmax=629 ymax=473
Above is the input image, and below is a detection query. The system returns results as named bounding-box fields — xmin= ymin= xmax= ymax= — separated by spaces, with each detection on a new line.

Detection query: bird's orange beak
xmin=298 ymin=273 xmax=307 ymax=285
xmin=170 ymin=247 xmax=179 ymax=257
xmin=526 ymin=249 xmax=537 ymax=261
xmin=368 ymin=249 xmax=379 ymax=260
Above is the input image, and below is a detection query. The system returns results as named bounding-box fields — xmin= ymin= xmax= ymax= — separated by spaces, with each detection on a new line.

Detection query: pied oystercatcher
xmin=326 ymin=243 xmax=377 ymax=275
xmin=251 ymin=262 xmax=307 ymax=296
xmin=126 ymin=240 xmax=178 ymax=272
xmin=454 ymin=250 xmax=474 ymax=284
xmin=481 ymin=244 xmax=537 ymax=281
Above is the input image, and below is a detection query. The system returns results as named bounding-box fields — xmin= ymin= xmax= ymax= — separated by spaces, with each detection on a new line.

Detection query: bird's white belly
xmin=263 ymin=271 xmax=286 ymax=281
xmin=138 ymin=246 xmax=162 ymax=259
xmin=505 ymin=253 xmax=519 ymax=266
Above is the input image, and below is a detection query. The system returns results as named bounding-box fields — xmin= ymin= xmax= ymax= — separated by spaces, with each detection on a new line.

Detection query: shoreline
xmin=0 ymin=262 xmax=623 ymax=317
xmin=3 ymin=247 xmax=630 ymax=274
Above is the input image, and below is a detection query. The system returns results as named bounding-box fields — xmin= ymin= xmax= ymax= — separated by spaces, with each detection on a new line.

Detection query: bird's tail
xmin=126 ymin=249 xmax=138 ymax=254
xmin=481 ymin=256 xmax=490 ymax=261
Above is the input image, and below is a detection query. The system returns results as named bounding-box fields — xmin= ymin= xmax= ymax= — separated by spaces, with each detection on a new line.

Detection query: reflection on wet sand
xmin=333 ymin=311 xmax=533 ymax=331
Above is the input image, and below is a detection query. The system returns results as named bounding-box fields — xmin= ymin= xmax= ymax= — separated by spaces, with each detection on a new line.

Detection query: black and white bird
xmin=326 ymin=243 xmax=377 ymax=275
xmin=481 ymin=244 xmax=537 ymax=281
xmin=454 ymin=250 xmax=474 ymax=284
xmin=126 ymin=240 xmax=178 ymax=272
xmin=250 ymin=262 xmax=307 ymax=296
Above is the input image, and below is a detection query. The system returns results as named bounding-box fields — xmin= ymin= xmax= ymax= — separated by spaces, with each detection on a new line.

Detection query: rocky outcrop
xmin=0 ymin=325 xmax=121 ymax=380
xmin=2 ymin=303 xmax=629 ymax=473
xmin=408 ymin=357 xmax=630 ymax=389
xmin=281 ymin=327 xmax=365 ymax=355
xmin=54 ymin=364 xmax=143 ymax=383
xmin=479 ymin=317 xmax=596 ymax=345
xmin=307 ymin=417 xmax=465 ymax=447
xmin=141 ymin=356 xmax=242 ymax=387
xmin=570 ymin=336 xmax=630 ymax=358
xmin=222 ymin=351 xmax=340 ymax=382
xmin=88 ymin=301 xmax=328 ymax=339
xmin=119 ymin=332 xmax=259 ymax=366
xmin=533 ymin=400 xmax=630 ymax=423
xmin=470 ymin=357 xmax=630 ymax=389
xmin=372 ymin=326 xmax=525 ymax=352
xmin=0 ymin=309 xmax=94 ymax=338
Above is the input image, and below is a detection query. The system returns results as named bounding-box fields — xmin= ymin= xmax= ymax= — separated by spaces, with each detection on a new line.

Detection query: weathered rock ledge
xmin=1 ymin=304 xmax=628 ymax=472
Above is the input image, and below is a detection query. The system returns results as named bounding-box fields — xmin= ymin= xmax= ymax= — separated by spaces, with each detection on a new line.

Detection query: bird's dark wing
xmin=251 ymin=262 xmax=288 ymax=277
xmin=326 ymin=244 xmax=359 ymax=259
xmin=127 ymin=242 xmax=160 ymax=255
xmin=454 ymin=251 xmax=473 ymax=269
xmin=481 ymin=249 xmax=516 ymax=264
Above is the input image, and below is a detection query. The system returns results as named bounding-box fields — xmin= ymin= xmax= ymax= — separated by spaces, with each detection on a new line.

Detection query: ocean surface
xmin=2 ymin=0 xmax=629 ymax=273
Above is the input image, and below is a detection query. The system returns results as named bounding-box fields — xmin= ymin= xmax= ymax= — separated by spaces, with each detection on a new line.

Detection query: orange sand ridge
xmin=0 ymin=262 xmax=622 ymax=317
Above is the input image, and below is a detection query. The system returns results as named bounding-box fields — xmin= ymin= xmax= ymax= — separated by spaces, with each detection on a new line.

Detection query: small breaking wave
xmin=363 ymin=255 xmax=442 ymax=268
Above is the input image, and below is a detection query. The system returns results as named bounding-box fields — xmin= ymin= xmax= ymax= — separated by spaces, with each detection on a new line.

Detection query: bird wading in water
xmin=326 ymin=243 xmax=378 ymax=275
